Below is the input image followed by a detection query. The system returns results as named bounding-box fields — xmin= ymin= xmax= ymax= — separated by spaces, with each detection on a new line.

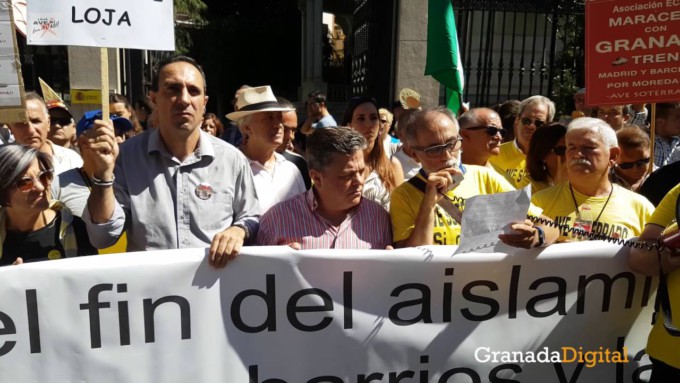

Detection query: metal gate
xmin=453 ymin=0 xmax=585 ymax=114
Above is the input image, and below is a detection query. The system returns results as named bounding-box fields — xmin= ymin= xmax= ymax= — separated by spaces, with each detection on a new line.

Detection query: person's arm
xmin=85 ymin=120 xmax=118 ymax=223
xmin=499 ymin=216 xmax=559 ymax=249
xmin=209 ymin=155 xmax=261 ymax=268
xmin=629 ymin=224 xmax=680 ymax=275
xmin=390 ymin=156 xmax=404 ymax=186
xmin=394 ymin=170 xmax=459 ymax=248
xmin=81 ymin=120 xmax=127 ymax=248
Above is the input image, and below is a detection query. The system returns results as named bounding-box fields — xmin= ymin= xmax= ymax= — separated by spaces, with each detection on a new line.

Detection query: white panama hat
xmin=226 ymin=85 xmax=295 ymax=121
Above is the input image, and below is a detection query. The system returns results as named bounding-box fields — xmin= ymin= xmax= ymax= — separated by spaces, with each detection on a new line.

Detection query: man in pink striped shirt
xmin=256 ymin=127 xmax=392 ymax=249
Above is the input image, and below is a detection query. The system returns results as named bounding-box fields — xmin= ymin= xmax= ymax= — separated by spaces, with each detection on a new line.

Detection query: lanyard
xmin=569 ymin=182 xmax=613 ymax=226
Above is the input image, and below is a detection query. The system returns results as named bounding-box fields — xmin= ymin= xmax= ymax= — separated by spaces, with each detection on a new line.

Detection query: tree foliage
xmin=174 ymin=0 xmax=208 ymax=54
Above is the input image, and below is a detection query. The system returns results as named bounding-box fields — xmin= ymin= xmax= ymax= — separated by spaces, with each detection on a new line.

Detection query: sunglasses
xmin=15 ymin=169 xmax=54 ymax=192
xmin=618 ymin=157 xmax=650 ymax=170
xmin=465 ymin=125 xmax=507 ymax=138
xmin=552 ymin=146 xmax=566 ymax=156
xmin=411 ymin=138 xmax=463 ymax=158
xmin=520 ymin=117 xmax=546 ymax=128
xmin=51 ymin=117 xmax=73 ymax=126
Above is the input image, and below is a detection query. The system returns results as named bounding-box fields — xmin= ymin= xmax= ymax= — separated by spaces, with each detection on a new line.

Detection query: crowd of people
xmin=1 ymin=54 xmax=679 ymax=380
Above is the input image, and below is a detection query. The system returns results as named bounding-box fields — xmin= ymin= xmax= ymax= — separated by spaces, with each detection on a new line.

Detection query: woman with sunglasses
xmin=0 ymin=144 xmax=95 ymax=266
xmin=523 ymin=122 xmax=568 ymax=194
xmin=343 ymin=97 xmax=404 ymax=210
xmin=611 ymin=125 xmax=654 ymax=192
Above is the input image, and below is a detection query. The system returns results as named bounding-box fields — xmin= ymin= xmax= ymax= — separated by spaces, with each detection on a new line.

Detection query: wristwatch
xmin=534 ymin=226 xmax=546 ymax=248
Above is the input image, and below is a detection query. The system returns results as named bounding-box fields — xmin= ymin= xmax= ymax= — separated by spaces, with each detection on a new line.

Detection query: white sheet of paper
xmin=454 ymin=186 xmax=531 ymax=254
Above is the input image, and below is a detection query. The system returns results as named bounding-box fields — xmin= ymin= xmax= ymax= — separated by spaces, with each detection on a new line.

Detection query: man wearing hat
xmin=83 ymin=55 xmax=260 ymax=268
xmin=228 ymin=85 xmax=306 ymax=212
xmin=47 ymin=100 xmax=77 ymax=150
xmin=8 ymin=92 xmax=83 ymax=174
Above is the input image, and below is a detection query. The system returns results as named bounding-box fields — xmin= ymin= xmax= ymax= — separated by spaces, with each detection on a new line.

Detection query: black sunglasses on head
xmin=465 ymin=125 xmax=506 ymax=138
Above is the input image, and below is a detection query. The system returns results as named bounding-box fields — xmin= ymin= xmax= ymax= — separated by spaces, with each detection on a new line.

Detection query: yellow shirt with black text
xmin=531 ymin=182 xmax=654 ymax=242
xmin=645 ymin=183 xmax=680 ymax=368
xmin=488 ymin=140 xmax=527 ymax=188
xmin=390 ymin=165 xmax=516 ymax=245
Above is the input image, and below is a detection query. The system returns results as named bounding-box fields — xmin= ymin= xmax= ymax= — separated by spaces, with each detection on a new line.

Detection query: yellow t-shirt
xmin=645 ymin=183 xmax=680 ymax=367
xmin=489 ymin=140 xmax=527 ymax=188
xmin=516 ymin=174 xmax=552 ymax=196
xmin=390 ymin=165 xmax=516 ymax=245
xmin=531 ymin=182 xmax=654 ymax=242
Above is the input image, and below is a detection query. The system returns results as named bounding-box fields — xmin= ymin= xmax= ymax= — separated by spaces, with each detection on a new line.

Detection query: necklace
xmin=569 ymin=182 xmax=614 ymax=233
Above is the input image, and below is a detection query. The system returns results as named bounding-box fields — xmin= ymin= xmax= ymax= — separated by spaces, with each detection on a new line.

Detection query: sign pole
xmin=100 ymin=48 xmax=109 ymax=120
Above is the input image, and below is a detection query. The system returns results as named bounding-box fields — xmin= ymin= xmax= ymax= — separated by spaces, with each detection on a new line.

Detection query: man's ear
xmin=310 ymin=169 xmax=322 ymax=188
xmin=459 ymin=129 xmax=471 ymax=141
xmin=609 ymin=146 xmax=621 ymax=166
xmin=402 ymin=144 xmax=421 ymax=164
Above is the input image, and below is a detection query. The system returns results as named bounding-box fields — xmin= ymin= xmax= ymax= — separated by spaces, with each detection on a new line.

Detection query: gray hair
xmin=567 ymin=117 xmax=618 ymax=148
xmin=458 ymin=107 xmax=499 ymax=129
xmin=402 ymin=106 xmax=459 ymax=145
xmin=306 ymin=127 xmax=367 ymax=171
xmin=519 ymin=95 xmax=556 ymax=122
xmin=0 ymin=144 xmax=53 ymax=206
xmin=25 ymin=91 xmax=49 ymax=117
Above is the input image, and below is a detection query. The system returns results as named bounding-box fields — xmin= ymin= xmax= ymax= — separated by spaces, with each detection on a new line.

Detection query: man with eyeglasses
xmin=300 ymin=90 xmax=337 ymax=135
xmin=532 ymin=118 xmax=654 ymax=242
xmin=7 ymin=92 xmax=83 ymax=175
xmin=390 ymin=107 xmax=558 ymax=248
xmin=595 ymin=104 xmax=632 ymax=131
xmin=458 ymin=108 xmax=505 ymax=168
xmin=489 ymin=95 xmax=555 ymax=188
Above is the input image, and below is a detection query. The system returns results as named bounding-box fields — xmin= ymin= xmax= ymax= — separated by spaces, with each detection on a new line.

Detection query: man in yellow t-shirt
xmin=489 ymin=95 xmax=555 ymax=187
xmin=532 ymin=117 xmax=654 ymax=242
xmin=629 ymin=183 xmax=680 ymax=381
xmin=390 ymin=107 xmax=557 ymax=248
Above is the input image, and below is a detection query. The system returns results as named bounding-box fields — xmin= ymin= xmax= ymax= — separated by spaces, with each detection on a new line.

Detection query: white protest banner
xmin=26 ymin=0 xmax=174 ymax=50
xmin=0 ymin=243 xmax=656 ymax=382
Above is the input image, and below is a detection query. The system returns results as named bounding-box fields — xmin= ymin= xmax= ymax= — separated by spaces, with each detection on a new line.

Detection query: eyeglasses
xmin=411 ymin=138 xmax=463 ymax=158
xmin=15 ymin=169 xmax=53 ymax=192
xmin=51 ymin=117 xmax=73 ymax=126
xmin=552 ymin=146 xmax=566 ymax=156
xmin=520 ymin=117 xmax=546 ymax=128
xmin=618 ymin=157 xmax=650 ymax=170
xmin=465 ymin=125 xmax=507 ymax=138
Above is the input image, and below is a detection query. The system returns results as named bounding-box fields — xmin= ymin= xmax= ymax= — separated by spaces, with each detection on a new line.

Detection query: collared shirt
xmin=84 ymin=128 xmax=260 ymax=251
xmin=654 ymin=136 xmax=680 ymax=167
xmin=256 ymin=188 xmax=392 ymax=249
xmin=248 ymin=152 xmax=306 ymax=212
xmin=49 ymin=141 xmax=83 ymax=175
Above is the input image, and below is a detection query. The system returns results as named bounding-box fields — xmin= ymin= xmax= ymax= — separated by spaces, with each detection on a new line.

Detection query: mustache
xmin=570 ymin=158 xmax=591 ymax=167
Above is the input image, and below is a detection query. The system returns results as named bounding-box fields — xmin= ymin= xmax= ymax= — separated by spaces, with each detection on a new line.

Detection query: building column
xmin=299 ymin=0 xmax=326 ymax=98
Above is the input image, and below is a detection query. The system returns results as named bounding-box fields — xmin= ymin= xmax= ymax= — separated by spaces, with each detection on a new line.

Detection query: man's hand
xmin=209 ymin=226 xmax=246 ymax=268
xmin=423 ymin=168 xmax=463 ymax=208
xmin=499 ymin=219 xmax=539 ymax=249
xmin=12 ymin=257 xmax=23 ymax=265
xmin=82 ymin=120 xmax=119 ymax=180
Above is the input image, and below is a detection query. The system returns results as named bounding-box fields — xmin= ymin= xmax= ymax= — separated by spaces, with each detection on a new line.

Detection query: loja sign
xmin=26 ymin=0 xmax=174 ymax=50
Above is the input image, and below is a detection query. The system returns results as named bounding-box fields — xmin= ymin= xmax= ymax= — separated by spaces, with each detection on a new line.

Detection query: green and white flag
xmin=425 ymin=0 xmax=465 ymax=116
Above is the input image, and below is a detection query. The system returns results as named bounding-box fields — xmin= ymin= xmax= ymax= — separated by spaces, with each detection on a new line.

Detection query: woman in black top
xmin=0 ymin=144 xmax=95 ymax=265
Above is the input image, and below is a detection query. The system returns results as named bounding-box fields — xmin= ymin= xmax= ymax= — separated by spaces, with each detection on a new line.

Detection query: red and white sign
xmin=585 ymin=0 xmax=680 ymax=106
